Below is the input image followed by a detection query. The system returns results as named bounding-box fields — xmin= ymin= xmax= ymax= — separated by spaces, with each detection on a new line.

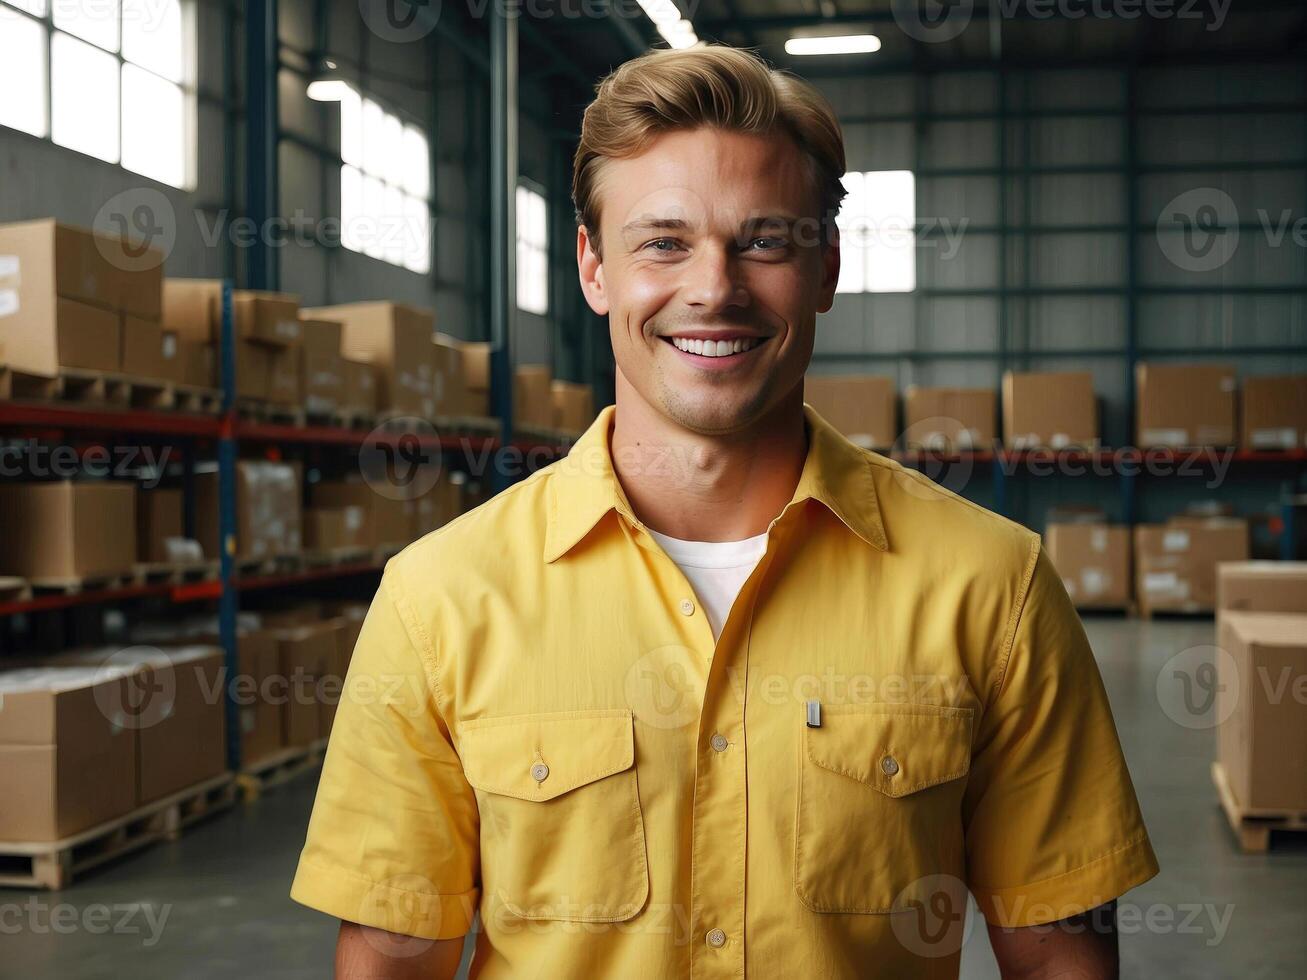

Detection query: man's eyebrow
xmin=739 ymin=214 xmax=801 ymax=233
xmin=621 ymin=217 xmax=692 ymax=234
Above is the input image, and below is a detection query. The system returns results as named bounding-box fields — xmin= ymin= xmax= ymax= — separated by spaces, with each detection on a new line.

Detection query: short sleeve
xmin=963 ymin=545 xmax=1159 ymax=928
xmin=289 ymin=565 xmax=479 ymax=940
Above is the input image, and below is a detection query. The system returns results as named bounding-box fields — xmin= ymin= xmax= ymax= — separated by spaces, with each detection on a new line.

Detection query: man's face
xmin=577 ymin=127 xmax=840 ymax=436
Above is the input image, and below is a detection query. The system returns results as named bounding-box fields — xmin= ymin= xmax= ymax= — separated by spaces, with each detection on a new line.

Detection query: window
xmin=516 ymin=184 xmax=548 ymax=315
xmin=0 ymin=0 xmax=193 ymax=188
xmin=836 ymin=170 xmax=916 ymax=293
xmin=337 ymin=85 xmax=431 ymax=274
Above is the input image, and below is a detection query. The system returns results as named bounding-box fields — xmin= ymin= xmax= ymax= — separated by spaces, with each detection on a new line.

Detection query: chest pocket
xmin=458 ymin=708 xmax=649 ymax=922
xmin=795 ymin=703 xmax=974 ymax=913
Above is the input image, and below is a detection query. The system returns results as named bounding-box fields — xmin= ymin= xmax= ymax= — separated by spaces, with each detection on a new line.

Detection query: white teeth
xmin=669 ymin=336 xmax=761 ymax=357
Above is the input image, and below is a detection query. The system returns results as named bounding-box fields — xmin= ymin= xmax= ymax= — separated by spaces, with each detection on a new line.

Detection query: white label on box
xmin=0 ymin=288 xmax=18 ymax=319
xmin=1141 ymin=428 xmax=1187 ymax=447
xmin=242 ymin=708 xmax=256 ymax=734
xmin=1050 ymin=432 xmax=1071 ymax=449
xmin=1090 ymin=528 xmax=1108 ymax=552
xmin=1219 ymin=376 xmax=1235 ymax=392
xmin=1251 ymin=427 xmax=1295 ymax=449
xmin=1081 ymin=568 xmax=1107 ymax=596
xmin=0 ymin=254 xmax=18 ymax=283
xmin=1163 ymin=530 xmax=1190 ymax=552
xmin=161 ymin=333 xmax=177 ymax=358
xmin=277 ymin=319 xmax=299 ymax=340
xmin=1143 ymin=572 xmax=1179 ymax=594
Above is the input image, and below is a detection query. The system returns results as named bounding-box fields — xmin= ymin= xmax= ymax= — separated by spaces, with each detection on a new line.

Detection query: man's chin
xmin=657 ymin=386 xmax=771 ymax=437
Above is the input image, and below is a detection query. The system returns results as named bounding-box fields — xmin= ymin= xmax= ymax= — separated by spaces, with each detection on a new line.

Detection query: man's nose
xmin=682 ymin=243 xmax=750 ymax=312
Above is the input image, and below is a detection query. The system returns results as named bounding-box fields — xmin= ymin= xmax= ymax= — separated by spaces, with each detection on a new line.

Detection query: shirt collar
xmin=543 ymin=403 xmax=888 ymax=563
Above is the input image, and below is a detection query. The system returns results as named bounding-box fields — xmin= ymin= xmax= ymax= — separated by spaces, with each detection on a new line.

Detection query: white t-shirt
xmin=647 ymin=528 xmax=769 ymax=642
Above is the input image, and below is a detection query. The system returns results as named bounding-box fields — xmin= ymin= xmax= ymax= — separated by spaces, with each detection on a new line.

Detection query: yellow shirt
xmin=291 ymin=404 xmax=1158 ymax=978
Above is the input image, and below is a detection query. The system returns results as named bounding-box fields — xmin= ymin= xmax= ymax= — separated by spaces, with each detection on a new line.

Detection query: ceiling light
xmin=307 ymin=79 xmax=353 ymax=102
xmin=785 ymin=34 xmax=881 ymax=56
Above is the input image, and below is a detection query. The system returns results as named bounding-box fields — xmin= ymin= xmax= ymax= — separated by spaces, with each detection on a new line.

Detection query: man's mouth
xmin=663 ymin=335 xmax=765 ymax=358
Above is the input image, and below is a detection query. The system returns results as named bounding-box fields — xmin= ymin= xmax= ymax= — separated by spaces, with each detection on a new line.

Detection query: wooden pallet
xmin=236 ymin=739 xmax=328 ymax=802
xmin=29 ymin=568 xmax=145 ymax=595
xmin=0 ymin=576 xmax=32 ymax=602
xmin=303 ymin=547 xmax=373 ymax=568
xmin=234 ymin=553 xmax=305 ymax=579
xmin=169 ymin=383 xmax=222 ymax=414
xmin=0 ymin=773 xmax=236 ymax=890
xmin=236 ymin=398 xmax=306 ymax=427
xmin=1212 ymin=761 xmax=1307 ymax=853
xmin=134 ymin=560 xmax=221 ymax=585
xmin=0 ymin=365 xmax=221 ymax=415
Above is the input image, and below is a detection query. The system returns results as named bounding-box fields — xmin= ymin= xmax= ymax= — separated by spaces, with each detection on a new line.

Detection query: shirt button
xmin=710 ymin=732 xmax=729 ymax=753
xmin=880 ymin=755 xmax=899 ymax=776
xmin=706 ymin=928 xmax=727 ymax=948
xmin=679 ymin=598 xmax=695 ymax=616
xmin=531 ymin=762 xmax=549 ymax=782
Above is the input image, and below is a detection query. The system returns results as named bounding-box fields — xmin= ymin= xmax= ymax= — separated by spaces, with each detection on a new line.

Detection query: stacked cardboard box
xmin=1046 ymin=523 xmax=1131 ymax=609
xmin=195 ymin=461 xmax=302 ymax=561
xmin=903 ymin=386 xmax=997 ymax=453
xmin=299 ymin=317 xmax=346 ymax=416
xmin=1134 ymin=517 xmax=1249 ymax=615
xmin=432 ymin=333 xmax=473 ymax=416
xmin=304 ymin=503 xmax=369 ymax=552
xmin=461 ymin=340 xmax=492 ymax=416
xmin=1135 ymin=362 xmax=1236 ymax=448
xmin=0 ymin=481 xmax=136 ymax=580
xmin=552 ymin=380 xmax=595 ymax=434
xmin=804 ymin=375 xmax=896 ymax=450
xmin=46 ymin=646 xmax=227 ymax=804
xmin=1002 ymin=371 xmax=1098 ymax=450
xmin=342 ymin=358 xmax=379 ymax=417
xmin=514 ymin=364 xmax=554 ymax=430
xmin=273 ymin=618 xmax=345 ymax=745
xmin=1218 ymin=561 xmax=1307 ymax=614
xmin=160 ymin=278 xmax=220 ymax=387
xmin=0 ymin=219 xmax=164 ymax=377
xmin=0 ymin=666 xmax=138 ymax=841
xmin=233 ymin=628 xmax=283 ymax=766
xmin=313 ymin=479 xmax=410 ymax=550
xmin=1240 ymin=375 xmax=1307 ymax=450
xmin=136 ymin=486 xmax=194 ymax=563
xmin=302 ymin=302 xmax=435 ymax=417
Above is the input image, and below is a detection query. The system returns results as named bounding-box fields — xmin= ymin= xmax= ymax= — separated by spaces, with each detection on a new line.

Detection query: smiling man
xmin=292 ymin=46 xmax=1158 ymax=979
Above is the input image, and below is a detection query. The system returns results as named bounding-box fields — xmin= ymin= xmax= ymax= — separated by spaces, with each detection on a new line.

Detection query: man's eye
xmin=748 ymin=237 xmax=786 ymax=251
xmin=644 ymin=238 xmax=680 ymax=252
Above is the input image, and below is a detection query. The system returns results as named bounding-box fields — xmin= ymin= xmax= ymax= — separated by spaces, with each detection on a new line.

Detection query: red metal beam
xmin=0 ymin=401 xmax=221 ymax=438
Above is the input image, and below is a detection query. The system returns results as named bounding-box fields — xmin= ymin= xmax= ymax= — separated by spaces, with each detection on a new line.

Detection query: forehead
xmin=595 ymin=127 xmax=819 ymax=235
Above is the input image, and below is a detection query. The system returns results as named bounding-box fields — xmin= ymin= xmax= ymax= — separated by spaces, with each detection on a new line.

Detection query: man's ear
xmin=577 ymin=225 xmax=609 ymax=316
xmin=816 ymin=223 xmax=840 ymax=314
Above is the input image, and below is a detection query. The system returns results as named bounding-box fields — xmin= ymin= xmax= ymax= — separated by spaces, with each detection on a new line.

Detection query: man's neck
xmin=609 ymin=378 xmax=808 ymax=543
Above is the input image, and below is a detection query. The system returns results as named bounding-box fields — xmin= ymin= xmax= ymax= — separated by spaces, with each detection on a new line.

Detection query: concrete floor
xmin=2 ymin=617 xmax=1304 ymax=978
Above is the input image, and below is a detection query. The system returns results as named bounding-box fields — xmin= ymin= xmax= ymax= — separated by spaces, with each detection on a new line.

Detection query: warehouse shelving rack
xmin=0 ymin=281 xmax=568 ymax=770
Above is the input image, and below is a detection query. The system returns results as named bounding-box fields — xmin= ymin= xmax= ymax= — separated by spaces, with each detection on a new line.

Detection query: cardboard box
xmin=804 ymin=375 xmax=896 ymax=449
xmin=903 ymin=386 xmax=997 ymax=452
xmin=1217 ymin=562 xmax=1307 ymax=615
xmin=1046 ymin=523 xmax=1131 ymax=609
xmin=117 ymin=253 xmax=163 ymax=320
xmin=432 ymin=334 xmax=470 ymax=416
xmin=266 ymin=345 xmax=301 ymax=406
xmin=56 ymin=297 xmax=121 ymax=372
xmin=1002 ymin=371 xmax=1098 ymax=450
xmin=235 ymin=629 xmax=282 ymax=766
xmin=304 ymin=506 xmax=368 ymax=551
xmin=552 ymin=380 xmax=595 ymax=434
xmin=462 ymin=340 xmax=491 ymax=392
xmin=303 ymin=302 xmax=434 ymax=416
xmin=121 ymin=315 xmax=168 ymax=379
xmin=407 ymin=475 xmax=462 ymax=539
xmin=235 ymin=340 xmax=271 ymax=400
xmin=313 ymin=480 xmax=410 ymax=549
xmin=1216 ymin=613 xmax=1307 ymax=811
xmin=514 ymin=364 xmax=554 ymax=429
xmin=0 ymin=666 xmax=138 ymax=841
xmin=275 ymin=621 xmax=341 ymax=746
xmin=195 ymin=462 xmax=302 ymax=561
xmin=342 ymin=358 xmax=378 ymax=415
xmin=300 ymin=318 xmax=345 ymax=415
xmin=162 ymin=279 xmax=222 ymax=343
xmin=0 ymin=482 xmax=136 ymax=580
xmin=1134 ymin=518 xmax=1250 ymax=614
xmin=137 ymin=487 xmax=184 ymax=562
xmin=1240 ymin=375 xmax=1307 ymax=450
xmin=233 ymin=291 xmax=301 ymax=347
xmin=175 ymin=335 xmax=215 ymax=388
xmin=47 ymin=647 xmax=227 ymax=805
xmin=1136 ymin=362 xmax=1236 ymax=448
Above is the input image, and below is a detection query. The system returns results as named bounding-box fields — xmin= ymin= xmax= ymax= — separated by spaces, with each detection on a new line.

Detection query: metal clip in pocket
xmin=805 ymin=699 xmax=821 ymax=728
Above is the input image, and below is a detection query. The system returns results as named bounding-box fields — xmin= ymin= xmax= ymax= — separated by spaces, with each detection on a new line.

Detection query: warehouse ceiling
xmin=521 ymin=0 xmax=1307 ymax=86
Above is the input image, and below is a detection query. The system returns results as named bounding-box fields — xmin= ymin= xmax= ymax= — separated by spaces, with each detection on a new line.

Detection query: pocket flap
xmin=805 ymin=703 xmax=974 ymax=798
xmin=458 ymin=708 xmax=635 ymax=802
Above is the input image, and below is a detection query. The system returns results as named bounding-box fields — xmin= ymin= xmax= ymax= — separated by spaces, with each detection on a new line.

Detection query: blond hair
xmin=572 ymin=45 xmax=847 ymax=253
